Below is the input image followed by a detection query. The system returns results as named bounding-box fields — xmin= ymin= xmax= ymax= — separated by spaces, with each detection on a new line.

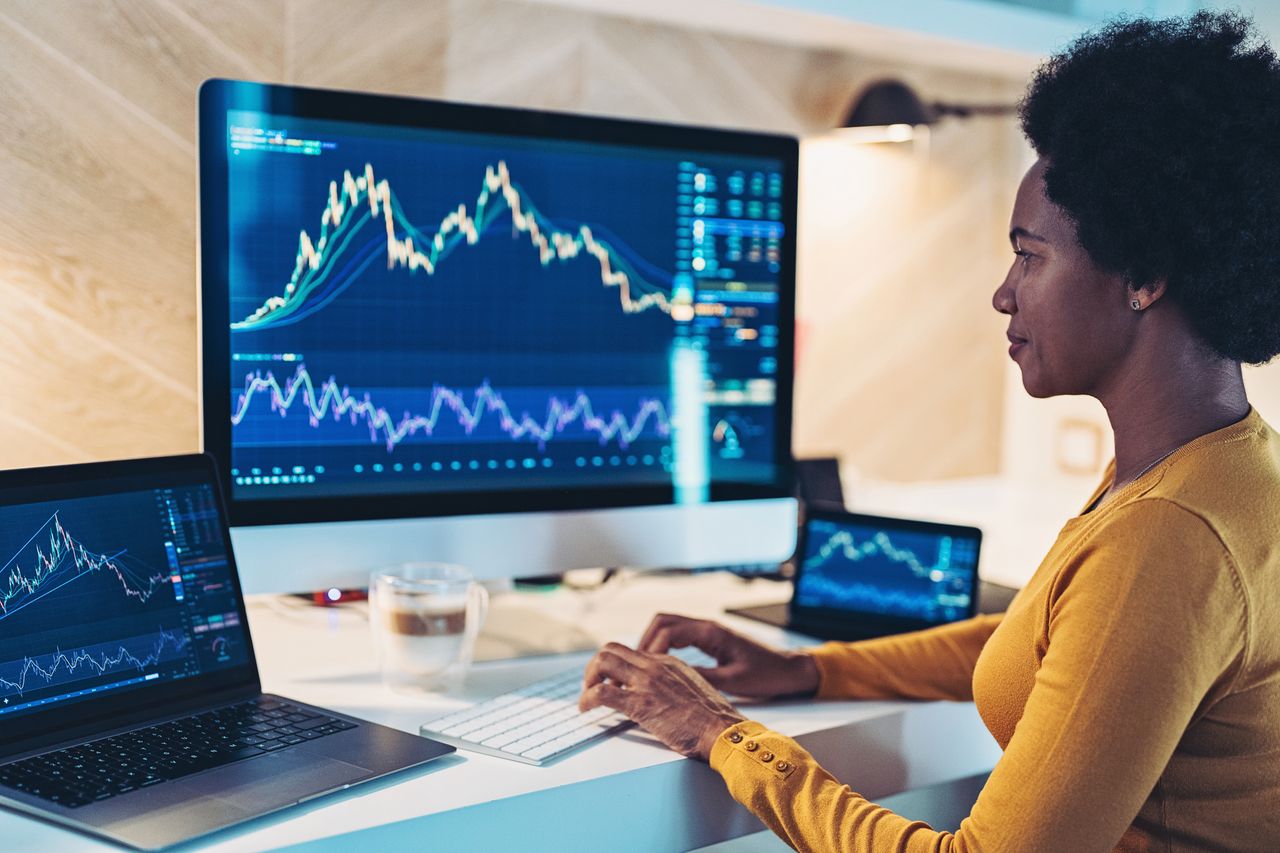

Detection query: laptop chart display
xmin=0 ymin=484 xmax=250 ymax=721
xmin=793 ymin=517 xmax=978 ymax=623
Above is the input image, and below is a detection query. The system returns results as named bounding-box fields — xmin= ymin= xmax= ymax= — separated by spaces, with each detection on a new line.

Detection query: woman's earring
xmin=1130 ymin=299 xmax=1142 ymax=311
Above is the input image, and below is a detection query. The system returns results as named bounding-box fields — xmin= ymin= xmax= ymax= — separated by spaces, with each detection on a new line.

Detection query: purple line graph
xmin=231 ymin=364 xmax=672 ymax=452
xmin=0 ymin=628 xmax=190 ymax=697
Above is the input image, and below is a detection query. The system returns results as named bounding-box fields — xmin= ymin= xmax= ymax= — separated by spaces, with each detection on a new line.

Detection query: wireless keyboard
xmin=420 ymin=647 xmax=714 ymax=766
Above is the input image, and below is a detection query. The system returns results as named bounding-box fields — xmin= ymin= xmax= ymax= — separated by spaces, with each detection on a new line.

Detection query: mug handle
xmin=472 ymin=582 xmax=490 ymax=630
xmin=462 ymin=582 xmax=490 ymax=667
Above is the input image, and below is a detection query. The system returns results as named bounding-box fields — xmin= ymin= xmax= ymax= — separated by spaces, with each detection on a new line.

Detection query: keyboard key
xmin=295 ymin=716 xmax=336 ymax=730
xmin=501 ymin=733 xmax=555 ymax=755
xmin=521 ymin=742 xmax=566 ymax=762
xmin=227 ymin=746 xmax=266 ymax=760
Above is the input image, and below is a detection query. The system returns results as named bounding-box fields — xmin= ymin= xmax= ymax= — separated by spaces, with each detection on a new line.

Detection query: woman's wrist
xmin=698 ymin=711 xmax=747 ymax=762
xmin=785 ymin=650 xmax=821 ymax=698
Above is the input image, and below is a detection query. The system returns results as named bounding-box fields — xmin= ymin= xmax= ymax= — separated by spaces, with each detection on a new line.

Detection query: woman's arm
xmin=809 ymin=613 xmax=1004 ymax=702
xmin=710 ymin=499 xmax=1247 ymax=851
xmin=636 ymin=610 xmax=1003 ymax=704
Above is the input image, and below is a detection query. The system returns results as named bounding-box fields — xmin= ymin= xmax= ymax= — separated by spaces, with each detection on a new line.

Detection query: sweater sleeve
xmin=712 ymin=499 xmax=1247 ymax=852
xmin=809 ymin=614 xmax=1003 ymax=702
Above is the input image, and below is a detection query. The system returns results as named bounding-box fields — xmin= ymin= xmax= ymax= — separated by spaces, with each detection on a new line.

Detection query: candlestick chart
xmin=1 ymin=513 xmax=171 ymax=622
xmin=232 ymin=161 xmax=676 ymax=332
xmin=794 ymin=520 xmax=977 ymax=622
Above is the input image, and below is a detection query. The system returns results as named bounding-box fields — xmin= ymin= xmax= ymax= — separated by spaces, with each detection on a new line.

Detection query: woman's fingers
xmin=638 ymin=613 xmax=684 ymax=652
xmin=643 ymin=626 xmax=676 ymax=655
xmin=640 ymin=616 xmax=728 ymax=657
xmin=578 ymin=681 xmax=629 ymax=714
xmin=640 ymin=614 xmax=717 ymax=653
xmin=582 ymin=642 xmax=649 ymax=690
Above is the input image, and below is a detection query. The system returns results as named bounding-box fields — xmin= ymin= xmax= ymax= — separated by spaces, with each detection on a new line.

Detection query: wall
xmin=0 ymin=0 xmax=1028 ymax=479
xmin=795 ymin=102 xmax=1026 ymax=480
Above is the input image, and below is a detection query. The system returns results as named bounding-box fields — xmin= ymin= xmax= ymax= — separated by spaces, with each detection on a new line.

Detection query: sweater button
xmin=744 ymin=741 xmax=758 ymax=752
xmin=760 ymin=752 xmax=774 ymax=763
xmin=775 ymin=761 xmax=790 ymax=772
xmin=728 ymin=732 xmax=743 ymax=743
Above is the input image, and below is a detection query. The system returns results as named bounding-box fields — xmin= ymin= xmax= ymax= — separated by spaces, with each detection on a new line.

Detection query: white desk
xmin=2 ymin=573 xmax=1001 ymax=852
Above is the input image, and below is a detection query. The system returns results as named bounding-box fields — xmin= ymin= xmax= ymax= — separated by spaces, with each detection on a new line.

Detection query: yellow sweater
xmin=711 ymin=408 xmax=1280 ymax=851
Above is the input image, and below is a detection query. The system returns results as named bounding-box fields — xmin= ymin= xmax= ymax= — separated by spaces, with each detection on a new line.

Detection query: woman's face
xmin=993 ymin=159 xmax=1134 ymax=398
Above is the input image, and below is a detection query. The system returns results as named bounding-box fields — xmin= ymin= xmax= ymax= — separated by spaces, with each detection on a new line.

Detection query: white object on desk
xmin=420 ymin=646 xmax=717 ymax=765
xmin=1 ymin=573 xmax=1001 ymax=852
xmin=421 ymin=666 xmax=632 ymax=765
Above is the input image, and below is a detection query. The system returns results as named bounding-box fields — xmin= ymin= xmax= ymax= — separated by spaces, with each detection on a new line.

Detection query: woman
xmin=579 ymin=12 xmax=1280 ymax=851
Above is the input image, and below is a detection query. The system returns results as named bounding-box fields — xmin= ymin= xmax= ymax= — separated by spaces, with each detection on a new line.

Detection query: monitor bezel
xmin=0 ymin=454 xmax=261 ymax=756
xmin=789 ymin=508 xmax=983 ymax=635
xmin=198 ymin=78 xmax=798 ymax=528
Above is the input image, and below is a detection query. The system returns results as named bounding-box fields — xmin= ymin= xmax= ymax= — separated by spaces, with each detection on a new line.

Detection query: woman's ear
xmin=1126 ymin=278 xmax=1168 ymax=311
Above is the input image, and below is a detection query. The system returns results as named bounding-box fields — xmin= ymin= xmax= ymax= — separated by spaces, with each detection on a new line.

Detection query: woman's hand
xmin=578 ymin=643 xmax=746 ymax=761
xmin=638 ymin=613 xmax=820 ymax=701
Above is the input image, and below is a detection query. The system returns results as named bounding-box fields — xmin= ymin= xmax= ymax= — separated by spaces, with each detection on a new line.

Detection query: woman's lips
xmin=1007 ymin=332 xmax=1028 ymax=359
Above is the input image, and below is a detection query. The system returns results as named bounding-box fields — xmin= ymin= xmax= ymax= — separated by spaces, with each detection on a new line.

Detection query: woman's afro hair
xmin=1020 ymin=11 xmax=1280 ymax=364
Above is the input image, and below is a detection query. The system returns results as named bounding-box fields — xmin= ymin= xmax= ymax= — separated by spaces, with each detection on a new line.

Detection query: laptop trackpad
xmin=186 ymin=750 xmax=370 ymax=810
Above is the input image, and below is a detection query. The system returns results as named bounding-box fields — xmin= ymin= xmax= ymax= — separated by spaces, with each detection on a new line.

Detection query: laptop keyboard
xmin=0 ymin=697 xmax=357 ymax=809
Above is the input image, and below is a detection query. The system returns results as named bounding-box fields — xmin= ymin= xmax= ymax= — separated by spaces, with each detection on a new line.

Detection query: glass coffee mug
xmin=369 ymin=562 xmax=489 ymax=692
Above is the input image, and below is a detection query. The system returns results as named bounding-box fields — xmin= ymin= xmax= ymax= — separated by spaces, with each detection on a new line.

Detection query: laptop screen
xmin=0 ymin=465 xmax=253 ymax=727
xmin=792 ymin=511 xmax=980 ymax=626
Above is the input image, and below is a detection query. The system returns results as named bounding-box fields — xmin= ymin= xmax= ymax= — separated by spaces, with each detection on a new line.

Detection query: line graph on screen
xmin=231 ymin=364 xmax=672 ymax=452
xmin=0 ymin=628 xmax=190 ymax=697
xmin=232 ymin=161 xmax=680 ymax=331
xmin=797 ymin=525 xmax=973 ymax=620
xmin=806 ymin=528 xmax=955 ymax=581
xmin=0 ymin=514 xmax=171 ymax=623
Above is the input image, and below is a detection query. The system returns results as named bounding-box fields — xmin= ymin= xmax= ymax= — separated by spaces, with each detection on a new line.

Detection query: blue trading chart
xmin=224 ymin=113 xmax=786 ymax=500
xmin=0 ymin=486 xmax=249 ymax=720
xmin=794 ymin=518 xmax=977 ymax=623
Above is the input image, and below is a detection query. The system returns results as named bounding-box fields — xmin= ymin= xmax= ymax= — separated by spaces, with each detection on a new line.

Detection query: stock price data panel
xmin=0 ymin=485 xmax=249 ymax=721
xmin=794 ymin=519 xmax=978 ymax=623
xmin=224 ymin=112 xmax=786 ymax=500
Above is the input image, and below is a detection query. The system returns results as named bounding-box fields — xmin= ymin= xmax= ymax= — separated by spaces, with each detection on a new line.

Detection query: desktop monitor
xmin=198 ymin=80 xmax=798 ymax=592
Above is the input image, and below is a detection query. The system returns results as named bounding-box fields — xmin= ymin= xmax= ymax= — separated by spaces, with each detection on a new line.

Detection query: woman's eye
xmin=1013 ymin=250 xmax=1031 ymax=265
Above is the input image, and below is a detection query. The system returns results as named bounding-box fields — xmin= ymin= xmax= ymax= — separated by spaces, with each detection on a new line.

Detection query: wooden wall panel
xmin=439 ymin=0 xmax=588 ymax=108
xmin=284 ymin=0 xmax=450 ymax=92
xmin=0 ymin=0 xmax=1027 ymax=482
xmin=0 ymin=0 xmax=284 ymax=467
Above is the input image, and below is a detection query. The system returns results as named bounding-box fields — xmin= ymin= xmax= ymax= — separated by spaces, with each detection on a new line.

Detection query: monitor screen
xmin=0 ymin=476 xmax=252 ymax=725
xmin=202 ymin=81 xmax=795 ymax=528
xmin=793 ymin=512 xmax=980 ymax=624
